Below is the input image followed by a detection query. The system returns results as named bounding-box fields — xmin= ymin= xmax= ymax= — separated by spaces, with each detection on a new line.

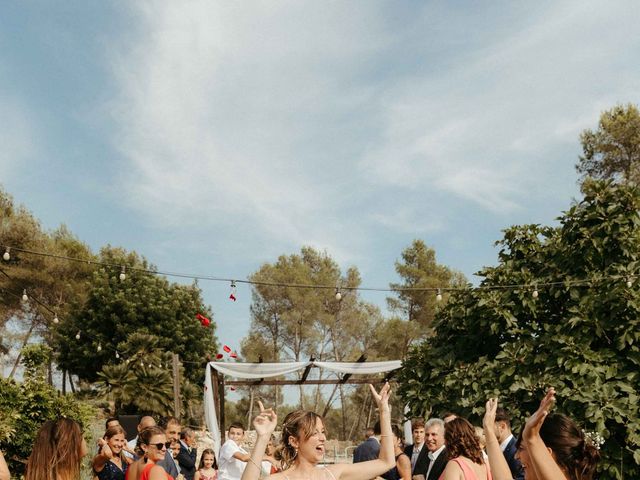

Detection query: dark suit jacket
xmin=403 ymin=444 xmax=429 ymax=476
xmin=425 ymin=448 xmax=447 ymax=480
xmin=503 ymin=436 xmax=524 ymax=480
xmin=177 ymin=443 xmax=197 ymax=480
xmin=157 ymin=450 xmax=179 ymax=478
xmin=353 ymin=437 xmax=380 ymax=463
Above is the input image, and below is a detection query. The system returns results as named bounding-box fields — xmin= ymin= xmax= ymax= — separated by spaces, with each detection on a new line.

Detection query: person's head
xmin=266 ymin=435 xmax=276 ymax=456
xmin=105 ymin=417 xmax=120 ymax=430
xmin=103 ymin=425 xmax=127 ymax=457
xmin=280 ymin=410 xmax=326 ymax=468
xmin=227 ymin=422 xmax=245 ymax=443
xmin=364 ymin=427 xmax=375 ymax=439
xmin=494 ymin=407 xmax=512 ymax=443
xmin=139 ymin=426 xmax=169 ymax=464
xmin=474 ymin=426 xmax=486 ymax=451
xmin=411 ymin=419 xmax=426 ymax=447
xmin=163 ymin=417 xmax=181 ymax=442
xmin=442 ymin=412 xmax=458 ymax=423
xmin=444 ymin=418 xmax=483 ymax=465
xmin=138 ymin=415 xmax=156 ymax=433
xmin=424 ymin=418 xmax=445 ymax=453
xmin=171 ymin=441 xmax=181 ymax=459
xmin=198 ymin=448 xmax=218 ymax=470
xmin=25 ymin=418 xmax=88 ymax=480
xmin=391 ymin=424 xmax=404 ymax=451
xmin=516 ymin=414 xmax=600 ymax=480
xmin=181 ymin=428 xmax=196 ymax=447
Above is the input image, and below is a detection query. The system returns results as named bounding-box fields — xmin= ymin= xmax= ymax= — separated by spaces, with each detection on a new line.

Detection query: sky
xmin=2 ymin=0 xmax=640 ymax=362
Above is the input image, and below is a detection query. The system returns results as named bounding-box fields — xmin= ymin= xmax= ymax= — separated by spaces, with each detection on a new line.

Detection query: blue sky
xmin=2 ymin=1 xmax=640 ymax=357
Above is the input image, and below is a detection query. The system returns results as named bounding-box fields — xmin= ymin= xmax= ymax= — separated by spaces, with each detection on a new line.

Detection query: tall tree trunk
xmin=9 ymin=319 xmax=37 ymax=378
xmin=247 ymin=388 xmax=255 ymax=430
xmin=339 ymin=384 xmax=346 ymax=440
xmin=62 ymin=370 xmax=67 ymax=394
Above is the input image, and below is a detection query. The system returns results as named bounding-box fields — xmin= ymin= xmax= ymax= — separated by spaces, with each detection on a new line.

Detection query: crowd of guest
xmin=0 ymin=386 xmax=600 ymax=480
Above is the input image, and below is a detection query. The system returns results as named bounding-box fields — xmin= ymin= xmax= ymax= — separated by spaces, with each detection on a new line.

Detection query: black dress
xmin=382 ymin=454 xmax=403 ymax=480
xmin=95 ymin=459 xmax=127 ymax=480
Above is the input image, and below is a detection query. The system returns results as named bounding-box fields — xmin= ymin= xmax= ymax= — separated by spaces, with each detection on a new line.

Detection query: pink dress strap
xmin=444 ymin=457 xmax=491 ymax=480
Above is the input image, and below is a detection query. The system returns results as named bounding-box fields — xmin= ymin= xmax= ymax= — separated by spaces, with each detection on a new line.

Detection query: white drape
xmin=204 ymin=365 xmax=221 ymax=454
xmin=209 ymin=361 xmax=312 ymax=379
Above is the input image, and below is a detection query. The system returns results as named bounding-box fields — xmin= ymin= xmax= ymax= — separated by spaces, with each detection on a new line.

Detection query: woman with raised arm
xmin=243 ymin=383 xmax=395 ymax=480
xmin=483 ymin=388 xmax=600 ymax=480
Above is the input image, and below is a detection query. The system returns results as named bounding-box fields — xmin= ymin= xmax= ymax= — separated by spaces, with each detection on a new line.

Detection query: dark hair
xmin=495 ymin=407 xmax=511 ymax=428
xmin=280 ymin=410 xmax=324 ymax=468
xmin=138 ymin=426 xmax=166 ymax=457
xmin=444 ymin=418 xmax=484 ymax=465
xmin=181 ymin=428 xmax=194 ymax=440
xmin=228 ymin=422 xmax=245 ymax=433
xmin=105 ymin=417 xmax=120 ymax=429
xmin=411 ymin=419 xmax=425 ymax=431
xmin=518 ymin=414 xmax=600 ymax=480
xmin=391 ymin=424 xmax=405 ymax=448
xmin=25 ymin=418 xmax=85 ymax=480
xmin=198 ymin=448 xmax=218 ymax=470
xmin=372 ymin=421 xmax=381 ymax=436
xmin=159 ymin=416 xmax=180 ymax=429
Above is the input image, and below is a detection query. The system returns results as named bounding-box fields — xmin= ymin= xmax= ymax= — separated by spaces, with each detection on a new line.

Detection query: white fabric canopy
xmin=203 ymin=360 xmax=402 ymax=455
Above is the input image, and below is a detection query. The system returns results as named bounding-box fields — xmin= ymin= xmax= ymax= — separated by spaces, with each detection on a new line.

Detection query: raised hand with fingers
xmin=369 ymin=382 xmax=391 ymax=413
xmin=483 ymin=397 xmax=498 ymax=430
xmin=523 ymin=387 xmax=556 ymax=443
xmin=253 ymin=400 xmax=277 ymax=438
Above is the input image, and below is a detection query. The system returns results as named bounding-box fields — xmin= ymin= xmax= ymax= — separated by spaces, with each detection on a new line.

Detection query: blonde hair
xmin=279 ymin=410 xmax=324 ymax=469
xmin=25 ymin=418 xmax=84 ymax=480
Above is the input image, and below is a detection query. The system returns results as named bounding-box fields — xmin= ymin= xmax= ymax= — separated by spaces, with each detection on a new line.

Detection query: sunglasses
xmin=148 ymin=441 xmax=172 ymax=450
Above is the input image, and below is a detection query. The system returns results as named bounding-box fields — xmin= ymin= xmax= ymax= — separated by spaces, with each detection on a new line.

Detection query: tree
xmin=576 ymin=103 xmax=640 ymax=185
xmin=399 ymin=180 xmax=640 ymax=480
xmin=388 ymin=239 xmax=466 ymax=331
xmin=54 ymin=246 xmax=217 ymax=384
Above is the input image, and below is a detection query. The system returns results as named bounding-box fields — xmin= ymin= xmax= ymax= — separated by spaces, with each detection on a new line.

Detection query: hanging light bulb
xmin=22 ymin=289 xmax=28 ymax=302
xmin=115 ymin=351 xmax=120 ymax=359
xmin=140 ymin=360 xmax=144 ymax=367
xmin=119 ymin=266 xmax=126 ymax=281
xmin=335 ymin=289 xmax=342 ymax=301
xmin=75 ymin=331 xmax=81 ymax=340
xmin=53 ymin=313 xmax=59 ymax=324
xmin=436 ymin=289 xmax=443 ymax=302
xmin=229 ymin=281 xmax=237 ymax=301
xmin=97 ymin=343 xmax=102 ymax=352
xmin=532 ymin=287 xmax=539 ymax=299
xmin=626 ymin=277 xmax=633 ymax=288
xmin=2 ymin=247 xmax=10 ymax=261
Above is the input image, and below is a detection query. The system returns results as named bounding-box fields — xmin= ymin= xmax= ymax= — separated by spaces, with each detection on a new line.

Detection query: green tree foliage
xmin=399 ymin=181 xmax=640 ymax=480
xmin=577 ymin=103 xmax=640 ymax=185
xmin=53 ymin=246 xmax=217 ymax=384
xmin=388 ymin=239 xmax=466 ymax=331
xmin=0 ymin=346 xmax=93 ymax=476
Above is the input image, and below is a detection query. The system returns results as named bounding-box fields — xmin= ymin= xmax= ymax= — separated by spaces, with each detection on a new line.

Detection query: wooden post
xmin=172 ymin=353 xmax=181 ymax=419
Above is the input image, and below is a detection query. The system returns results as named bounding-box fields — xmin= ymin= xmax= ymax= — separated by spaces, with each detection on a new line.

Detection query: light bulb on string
xmin=53 ymin=313 xmax=59 ymax=324
xmin=626 ymin=277 xmax=633 ymax=288
xmin=532 ymin=286 xmax=539 ymax=299
xmin=75 ymin=331 xmax=81 ymax=340
xmin=115 ymin=351 xmax=120 ymax=359
xmin=22 ymin=289 xmax=28 ymax=302
xmin=436 ymin=289 xmax=443 ymax=302
xmin=3 ymin=247 xmax=10 ymax=261
xmin=97 ymin=343 xmax=102 ymax=352
xmin=119 ymin=266 xmax=126 ymax=282
xmin=335 ymin=288 xmax=342 ymax=301
xmin=140 ymin=360 xmax=144 ymax=367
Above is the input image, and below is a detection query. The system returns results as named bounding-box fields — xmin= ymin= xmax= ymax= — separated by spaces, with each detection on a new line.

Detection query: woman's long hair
xmin=198 ymin=448 xmax=218 ymax=470
xmin=279 ymin=410 xmax=324 ymax=469
xmin=137 ymin=426 xmax=166 ymax=460
xmin=530 ymin=413 xmax=600 ymax=480
xmin=102 ymin=425 xmax=128 ymax=464
xmin=25 ymin=418 xmax=85 ymax=480
xmin=444 ymin=417 xmax=484 ymax=464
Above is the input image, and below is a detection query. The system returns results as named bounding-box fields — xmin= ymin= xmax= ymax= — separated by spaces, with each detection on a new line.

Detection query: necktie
xmin=411 ymin=447 xmax=420 ymax=470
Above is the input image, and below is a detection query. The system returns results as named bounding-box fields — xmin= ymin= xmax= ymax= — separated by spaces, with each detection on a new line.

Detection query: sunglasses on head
xmin=148 ymin=441 xmax=172 ymax=450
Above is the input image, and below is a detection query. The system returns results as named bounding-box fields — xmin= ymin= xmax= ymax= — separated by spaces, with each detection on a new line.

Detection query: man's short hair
xmin=425 ymin=418 xmax=445 ymax=431
xmin=495 ymin=408 xmax=511 ymax=428
xmin=228 ymin=422 xmax=244 ymax=432
xmin=105 ymin=417 xmax=120 ymax=429
xmin=181 ymin=428 xmax=194 ymax=440
xmin=442 ymin=412 xmax=457 ymax=422
xmin=411 ymin=419 xmax=425 ymax=431
xmin=159 ymin=416 xmax=181 ymax=428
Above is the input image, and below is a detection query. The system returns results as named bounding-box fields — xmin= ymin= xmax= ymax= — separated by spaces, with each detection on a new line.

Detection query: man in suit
xmin=404 ymin=419 xmax=429 ymax=478
xmin=157 ymin=417 xmax=181 ymax=479
xmin=353 ymin=422 xmax=381 ymax=463
xmin=178 ymin=428 xmax=198 ymax=480
xmin=423 ymin=418 xmax=446 ymax=480
xmin=494 ymin=408 xmax=524 ymax=480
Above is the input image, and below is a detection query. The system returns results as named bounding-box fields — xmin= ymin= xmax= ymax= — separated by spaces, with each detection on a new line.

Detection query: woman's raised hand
xmin=369 ymin=382 xmax=391 ymax=412
xmin=483 ymin=398 xmax=498 ymax=430
xmin=253 ymin=401 xmax=278 ymax=437
xmin=523 ymin=387 xmax=556 ymax=443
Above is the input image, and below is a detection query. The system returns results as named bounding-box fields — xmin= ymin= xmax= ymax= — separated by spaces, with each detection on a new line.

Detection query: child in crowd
xmin=195 ymin=448 xmax=218 ymax=480
xmin=218 ymin=423 xmax=250 ymax=480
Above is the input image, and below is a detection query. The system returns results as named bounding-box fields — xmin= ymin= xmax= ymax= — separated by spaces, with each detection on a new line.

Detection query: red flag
xmin=196 ymin=313 xmax=210 ymax=327
xmin=215 ymin=353 xmax=224 ymax=360
xmin=230 ymin=386 xmax=236 ymax=391
xmin=230 ymin=351 xmax=238 ymax=359
xmin=223 ymin=345 xmax=231 ymax=353
xmin=229 ymin=292 xmax=236 ymax=301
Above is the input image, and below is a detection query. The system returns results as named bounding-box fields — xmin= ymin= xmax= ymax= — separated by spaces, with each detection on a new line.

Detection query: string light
xmin=532 ymin=286 xmax=539 ymax=299
xmin=436 ymin=289 xmax=443 ymax=302
xmin=119 ymin=266 xmax=126 ymax=282
xmin=627 ymin=277 xmax=633 ymax=288
xmin=97 ymin=343 xmax=102 ymax=352
xmin=3 ymin=247 xmax=10 ymax=261
xmin=115 ymin=351 xmax=120 ymax=359
xmin=53 ymin=313 xmax=59 ymax=324
xmin=21 ymin=289 xmax=28 ymax=302
xmin=75 ymin=331 xmax=81 ymax=340
xmin=335 ymin=288 xmax=342 ymax=301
